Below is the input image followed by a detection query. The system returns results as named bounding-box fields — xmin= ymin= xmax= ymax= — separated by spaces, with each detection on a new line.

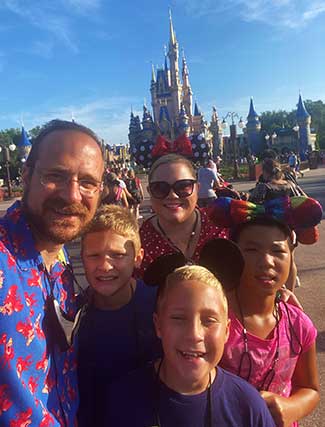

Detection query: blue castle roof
xmin=194 ymin=102 xmax=201 ymax=116
xmin=296 ymin=94 xmax=310 ymax=120
xmin=18 ymin=127 xmax=31 ymax=147
xmin=247 ymin=98 xmax=258 ymax=120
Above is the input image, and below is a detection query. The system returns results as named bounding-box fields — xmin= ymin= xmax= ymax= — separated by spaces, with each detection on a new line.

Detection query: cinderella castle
xmin=128 ymin=13 xmax=315 ymax=166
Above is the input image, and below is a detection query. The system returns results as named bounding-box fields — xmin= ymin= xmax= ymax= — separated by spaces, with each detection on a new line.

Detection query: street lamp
xmin=293 ymin=124 xmax=300 ymax=154
xmin=0 ymin=143 xmax=16 ymax=198
xmin=221 ymin=112 xmax=244 ymax=179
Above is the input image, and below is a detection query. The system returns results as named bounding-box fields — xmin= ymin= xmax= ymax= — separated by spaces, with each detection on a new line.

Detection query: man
xmin=0 ymin=120 xmax=104 ymax=426
xmin=197 ymin=159 xmax=220 ymax=207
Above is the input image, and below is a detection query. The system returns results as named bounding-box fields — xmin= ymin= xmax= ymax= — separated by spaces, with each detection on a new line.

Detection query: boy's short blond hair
xmin=82 ymin=205 xmax=141 ymax=254
xmin=156 ymin=265 xmax=228 ymax=317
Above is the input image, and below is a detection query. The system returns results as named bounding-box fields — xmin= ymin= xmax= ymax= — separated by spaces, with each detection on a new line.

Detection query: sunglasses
xmin=149 ymin=179 xmax=197 ymax=199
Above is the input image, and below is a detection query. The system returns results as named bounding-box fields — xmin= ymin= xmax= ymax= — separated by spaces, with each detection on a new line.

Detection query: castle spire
xmin=247 ymin=97 xmax=258 ymax=119
xmin=151 ymin=63 xmax=156 ymax=82
xmin=296 ymin=94 xmax=310 ymax=120
xmin=169 ymin=9 xmax=176 ymax=46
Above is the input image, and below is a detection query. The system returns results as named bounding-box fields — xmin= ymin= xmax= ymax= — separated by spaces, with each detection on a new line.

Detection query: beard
xmin=22 ymin=193 xmax=93 ymax=244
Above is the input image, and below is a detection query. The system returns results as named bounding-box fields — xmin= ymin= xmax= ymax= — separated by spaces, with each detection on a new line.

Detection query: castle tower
xmin=192 ymin=101 xmax=204 ymax=134
xmin=246 ymin=98 xmax=262 ymax=155
xmin=181 ymin=51 xmax=193 ymax=119
xmin=167 ymin=11 xmax=182 ymax=121
xmin=128 ymin=111 xmax=141 ymax=149
xmin=209 ymin=106 xmax=223 ymax=157
xmin=178 ymin=103 xmax=190 ymax=136
xmin=296 ymin=94 xmax=312 ymax=159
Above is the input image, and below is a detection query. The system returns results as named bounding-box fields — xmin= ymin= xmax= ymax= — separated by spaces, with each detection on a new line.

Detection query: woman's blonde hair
xmin=148 ymin=154 xmax=196 ymax=182
xmin=82 ymin=204 xmax=141 ymax=254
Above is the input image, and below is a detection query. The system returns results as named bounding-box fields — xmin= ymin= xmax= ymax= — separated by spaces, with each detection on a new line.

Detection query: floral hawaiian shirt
xmin=0 ymin=201 xmax=78 ymax=426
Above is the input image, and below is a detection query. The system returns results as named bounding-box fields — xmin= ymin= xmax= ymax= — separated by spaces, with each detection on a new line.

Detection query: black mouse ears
xmin=143 ymin=238 xmax=245 ymax=292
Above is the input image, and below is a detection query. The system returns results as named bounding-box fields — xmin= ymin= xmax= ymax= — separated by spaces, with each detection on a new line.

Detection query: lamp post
xmin=0 ymin=143 xmax=16 ymax=198
xmin=265 ymin=132 xmax=277 ymax=147
xmin=293 ymin=124 xmax=299 ymax=154
xmin=221 ymin=113 xmax=244 ymax=179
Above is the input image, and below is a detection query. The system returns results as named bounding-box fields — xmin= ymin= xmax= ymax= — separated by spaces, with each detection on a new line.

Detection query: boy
xmin=76 ymin=205 xmax=161 ymax=427
xmin=104 ymin=263 xmax=275 ymax=426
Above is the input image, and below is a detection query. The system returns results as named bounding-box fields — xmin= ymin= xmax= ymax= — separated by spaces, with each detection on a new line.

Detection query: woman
xmin=125 ymin=169 xmax=144 ymax=219
xmin=101 ymin=172 xmax=129 ymax=208
xmin=250 ymin=159 xmax=306 ymax=204
xmin=137 ymin=154 xmax=228 ymax=277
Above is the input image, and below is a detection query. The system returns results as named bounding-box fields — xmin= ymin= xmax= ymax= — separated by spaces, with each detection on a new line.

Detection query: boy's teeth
xmin=181 ymin=351 xmax=204 ymax=358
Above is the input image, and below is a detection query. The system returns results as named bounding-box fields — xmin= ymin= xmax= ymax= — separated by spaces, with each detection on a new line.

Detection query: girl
xmin=210 ymin=196 xmax=322 ymax=427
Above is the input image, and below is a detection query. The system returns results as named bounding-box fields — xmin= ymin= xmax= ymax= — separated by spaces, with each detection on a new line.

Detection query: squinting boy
xmin=76 ymin=205 xmax=161 ymax=427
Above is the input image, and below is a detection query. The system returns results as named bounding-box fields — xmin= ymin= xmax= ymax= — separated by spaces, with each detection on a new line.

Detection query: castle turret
xmin=181 ymin=51 xmax=193 ymax=119
xmin=167 ymin=10 xmax=181 ymax=120
xmin=178 ymin=103 xmax=190 ymax=136
xmin=246 ymin=98 xmax=262 ymax=155
xmin=129 ymin=111 xmax=142 ymax=156
xmin=192 ymin=101 xmax=204 ymax=134
xmin=209 ymin=106 xmax=223 ymax=157
xmin=18 ymin=127 xmax=32 ymax=162
xmin=296 ymin=94 xmax=312 ymax=159
xmin=150 ymin=64 xmax=158 ymax=123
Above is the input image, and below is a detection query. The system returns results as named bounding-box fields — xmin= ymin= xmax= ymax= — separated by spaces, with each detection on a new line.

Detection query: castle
xmin=128 ymin=13 xmax=314 ymax=166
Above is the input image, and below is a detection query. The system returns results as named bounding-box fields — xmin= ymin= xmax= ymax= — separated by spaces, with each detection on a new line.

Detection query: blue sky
xmin=0 ymin=0 xmax=324 ymax=144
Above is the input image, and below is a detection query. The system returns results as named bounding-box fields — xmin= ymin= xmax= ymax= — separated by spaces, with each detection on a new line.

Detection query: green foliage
xmin=260 ymin=99 xmax=325 ymax=150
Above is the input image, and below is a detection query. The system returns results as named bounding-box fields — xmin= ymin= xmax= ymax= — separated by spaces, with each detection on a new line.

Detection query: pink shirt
xmin=220 ymin=301 xmax=317 ymax=427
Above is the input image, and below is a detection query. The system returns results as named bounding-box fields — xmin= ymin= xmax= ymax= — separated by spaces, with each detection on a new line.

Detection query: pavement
xmin=0 ymin=165 xmax=324 ymax=426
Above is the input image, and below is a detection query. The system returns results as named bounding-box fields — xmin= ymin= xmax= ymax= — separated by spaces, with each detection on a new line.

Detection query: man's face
xmin=82 ymin=230 xmax=143 ymax=303
xmin=23 ymin=130 xmax=104 ymax=244
xmin=154 ymin=280 xmax=229 ymax=393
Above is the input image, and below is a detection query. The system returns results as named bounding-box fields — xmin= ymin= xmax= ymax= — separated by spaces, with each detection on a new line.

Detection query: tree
xmin=260 ymin=100 xmax=325 ymax=149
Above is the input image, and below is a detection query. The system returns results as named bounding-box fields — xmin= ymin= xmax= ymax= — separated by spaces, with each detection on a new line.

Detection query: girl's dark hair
xmin=231 ymin=217 xmax=293 ymax=244
xmin=262 ymin=158 xmax=283 ymax=180
xmin=26 ymin=119 xmax=103 ymax=172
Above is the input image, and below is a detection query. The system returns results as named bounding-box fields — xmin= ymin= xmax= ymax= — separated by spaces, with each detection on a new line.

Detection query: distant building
xmin=129 ymin=13 xmax=222 ymax=168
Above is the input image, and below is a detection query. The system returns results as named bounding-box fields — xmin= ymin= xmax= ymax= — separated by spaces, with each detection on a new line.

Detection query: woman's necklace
xmin=235 ymin=291 xmax=280 ymax=391
xmin=156 ymin=210 xmax=199 ymax=259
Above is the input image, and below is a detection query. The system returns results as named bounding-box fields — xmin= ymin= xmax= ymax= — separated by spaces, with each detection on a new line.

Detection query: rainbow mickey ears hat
xmin=208 ymin=196 xmax=323 ymax=244
xmin=144 ymin=238 xmax=245 ymax=292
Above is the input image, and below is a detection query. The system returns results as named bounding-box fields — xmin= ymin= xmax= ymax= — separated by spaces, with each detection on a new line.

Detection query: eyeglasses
xmin=37 ymin=169 xmax=103 ymax=198
xmin=149 ymin=179 xmax=197 ymax=199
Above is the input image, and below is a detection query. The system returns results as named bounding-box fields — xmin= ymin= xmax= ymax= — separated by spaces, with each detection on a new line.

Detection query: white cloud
xmin=0 ymin=0 xmax=103 ymax=53
xmin=0 ymin=96 xmax=142 ymax=145
xmin=175 ymin=0 xmax=325 ymax=29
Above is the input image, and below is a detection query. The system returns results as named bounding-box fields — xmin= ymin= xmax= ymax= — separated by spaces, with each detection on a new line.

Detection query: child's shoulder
xmin=135 ymin=279 xmax=158 ymax=300
xmin=279 ymin=301 xmax=317 ymax=350
xmin=280 ymin=300 xmax=315 ymax=329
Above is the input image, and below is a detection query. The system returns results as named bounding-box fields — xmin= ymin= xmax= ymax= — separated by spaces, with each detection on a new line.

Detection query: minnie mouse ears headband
xmin=208 ymin=196 xmax=323 ymax=244
xmin=144 ymin=238 xmax=245 ymax=292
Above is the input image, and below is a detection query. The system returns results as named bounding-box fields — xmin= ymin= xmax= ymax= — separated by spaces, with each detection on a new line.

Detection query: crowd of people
xmin=0 ymin=119 xmax=322 ymax=427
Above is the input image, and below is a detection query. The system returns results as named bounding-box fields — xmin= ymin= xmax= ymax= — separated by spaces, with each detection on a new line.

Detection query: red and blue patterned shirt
xmin=0 ymin=201 xmax=78 ymax=426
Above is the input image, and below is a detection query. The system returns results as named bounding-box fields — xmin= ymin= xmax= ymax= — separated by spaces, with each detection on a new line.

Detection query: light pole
xmin=0 ymin=144 xmax=16 ymax=198
xmin=264 ymin=132 xmax=277 ymax=147
xmin=293 ymin=124 xmax=300 ymax=154
xmin=221 ymin=113 xmax=244 ymax=179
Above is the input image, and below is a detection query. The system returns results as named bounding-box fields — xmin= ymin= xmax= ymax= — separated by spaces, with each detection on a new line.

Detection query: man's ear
xmin=21 ymin=165 xmax=32 ymax=188
xmin=134 ymin=248 xmax=144 ymax=268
